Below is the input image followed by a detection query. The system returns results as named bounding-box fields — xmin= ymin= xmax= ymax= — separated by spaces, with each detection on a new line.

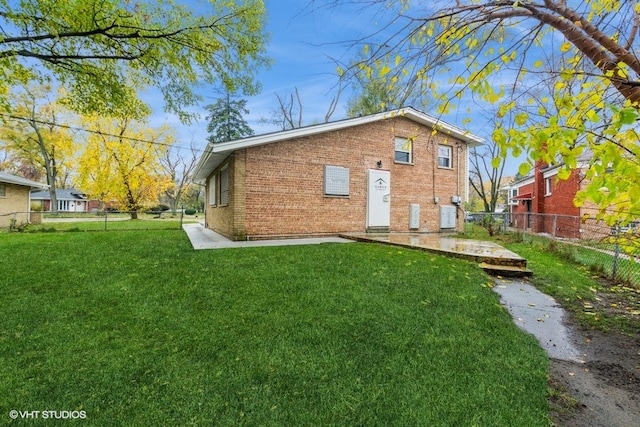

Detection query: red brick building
xmin=504 ymin=160 xmax=590 ymax=238
xmin=193 ymin=108 xmax=483 ymax=240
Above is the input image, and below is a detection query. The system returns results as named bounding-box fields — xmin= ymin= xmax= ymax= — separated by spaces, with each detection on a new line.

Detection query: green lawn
xmin=0 ymin=231 xmax=549 ymax=426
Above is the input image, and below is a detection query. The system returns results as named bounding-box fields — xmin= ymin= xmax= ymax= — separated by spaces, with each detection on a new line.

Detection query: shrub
xmin=148 ymin=204 xmax=170 ymax=212
xmin=184 ymin=208 xmax=197 ymax=215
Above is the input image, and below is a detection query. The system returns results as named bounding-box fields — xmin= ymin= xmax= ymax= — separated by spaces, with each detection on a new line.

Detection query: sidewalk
xmin=182 ymin=223 xmax=353 ymax=250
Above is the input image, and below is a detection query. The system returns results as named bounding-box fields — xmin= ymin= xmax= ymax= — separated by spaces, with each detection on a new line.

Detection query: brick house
xmin=504 ymin=159 xmax=596 ymax=238
xmin=193 ymin=107 xmax=483 ymax=240
xmin=0 ymin=171 xmax=48 ymax=228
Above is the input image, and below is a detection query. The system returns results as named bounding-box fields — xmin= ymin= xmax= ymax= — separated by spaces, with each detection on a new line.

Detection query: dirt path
xmin=549 ymin=324 xmax=640 ymax=427
xmin=493 ymin=278 xmax=640 ymax=426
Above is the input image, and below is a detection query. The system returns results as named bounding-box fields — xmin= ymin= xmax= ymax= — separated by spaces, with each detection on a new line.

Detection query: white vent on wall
xmin=324 ymin=165 xmax=350 ymax=196
xmin=409 ymin=204 xmax=420 ymax=229
xmin=440 ymin=205 xmax=457 ymax=229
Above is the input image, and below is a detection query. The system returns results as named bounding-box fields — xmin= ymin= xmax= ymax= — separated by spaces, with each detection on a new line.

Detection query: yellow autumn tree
xmin=77 ymin=116 xmax=173 ymax=219
xmin=1 ymin=84 xmax=78 ymax=211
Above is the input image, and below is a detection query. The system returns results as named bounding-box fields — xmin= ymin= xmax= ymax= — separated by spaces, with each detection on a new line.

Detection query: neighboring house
xmin=503 ymin=159 xmax=595 ymax=238
xmin=31 ymin=188 xmax=89 ymax=212
xmin=193 ymin=107 xmax=483 ymax=240
xmin=0 ymin=171 xmax=48 ymax=228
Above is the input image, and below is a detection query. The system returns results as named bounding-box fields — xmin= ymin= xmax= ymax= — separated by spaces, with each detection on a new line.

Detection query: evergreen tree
xmin=205 ymin=97 xmax=253 ymax=143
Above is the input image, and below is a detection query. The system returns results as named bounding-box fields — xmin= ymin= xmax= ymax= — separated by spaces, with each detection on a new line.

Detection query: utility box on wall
xmin=440 ymin=205 xmax=457 ymax=229
xmin=409 ymin=204 xmax=420 ymax=229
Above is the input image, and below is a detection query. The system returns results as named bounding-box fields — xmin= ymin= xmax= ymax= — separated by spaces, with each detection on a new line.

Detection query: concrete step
xmin=479 ymin=262 xmax=533 ymax=278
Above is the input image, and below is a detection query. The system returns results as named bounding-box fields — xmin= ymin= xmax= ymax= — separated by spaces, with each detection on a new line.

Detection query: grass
xmin=0 ymin=231 xmax=549 ymax=426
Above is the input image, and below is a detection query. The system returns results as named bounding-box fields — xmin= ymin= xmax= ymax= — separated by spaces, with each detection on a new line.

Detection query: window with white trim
xmin=509 ymin=189 xmax=518 ymax=205
xmin=58 ymin=200 xmax=70 ymax=211
xmin=394 ymin=137 xmax=412 ymax=163
xmin=219 ymin=167 xmax=229 ymax=206
xmin=208 ymin=175 xmax=217 ymax=206
xmin=438 ymin=145 xmax=452 ymax=168
xmin=545 ymin=177 xmax=552 ymax=196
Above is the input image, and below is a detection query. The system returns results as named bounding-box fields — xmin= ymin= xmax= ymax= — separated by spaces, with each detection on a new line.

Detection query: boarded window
xmin=220 ymin=167 xmax=229 ymax=206
xmin=324 ymin=165 xmax=350 ymax=196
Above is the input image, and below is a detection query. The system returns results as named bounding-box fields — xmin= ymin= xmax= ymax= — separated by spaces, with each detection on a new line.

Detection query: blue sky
xmin=154 ymin=1 xmax=517 ymax=172
xmin=156 ymin=1 xmax=410 ymax=146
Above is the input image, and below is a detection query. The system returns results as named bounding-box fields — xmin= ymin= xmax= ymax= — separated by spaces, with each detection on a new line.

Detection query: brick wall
xmin=206 ymin=116 xmax=469 ymax=240
xmin=543 ymin=171 xmax=580 ymax=216
xmin=0 ymin=183 xmax=31 ymax=228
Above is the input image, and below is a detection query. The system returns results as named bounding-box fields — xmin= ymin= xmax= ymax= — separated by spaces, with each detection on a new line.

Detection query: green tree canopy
xmin=0 ymin=0 xmax=269 ymax=120
xmin=338 ymin=0 xmax=640 ymax=224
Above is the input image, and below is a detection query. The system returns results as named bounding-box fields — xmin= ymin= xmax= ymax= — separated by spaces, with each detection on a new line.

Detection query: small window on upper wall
xmin=545 ymin=177 xmax=552 ymax=196
xmin=0 ymin=184 xmax=5 ymax=197
xmin=438 ymin=145 xmax=452 ymax=168
xmin=394 ymin=137 xmax=412 ymax=163
xmin=509 ymin=189 xmax=518 ymax=205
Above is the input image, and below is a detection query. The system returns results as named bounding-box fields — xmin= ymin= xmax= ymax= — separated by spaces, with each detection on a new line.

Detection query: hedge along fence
xmin=466 ymin=212 xmax=640 ymax=289
xmin=0 ymin=210 xmax=202 ymax=232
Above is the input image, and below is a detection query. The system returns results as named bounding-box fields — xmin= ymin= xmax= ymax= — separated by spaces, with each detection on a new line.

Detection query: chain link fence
xmin=465 ymin=212 xmax=640 ymax=287
xmin=0 ymin=210 xmax=201 ymax=232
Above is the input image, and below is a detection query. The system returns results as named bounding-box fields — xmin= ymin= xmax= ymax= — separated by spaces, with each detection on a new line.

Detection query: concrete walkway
xmin=182 ymin=223 xmax=353 ymax=250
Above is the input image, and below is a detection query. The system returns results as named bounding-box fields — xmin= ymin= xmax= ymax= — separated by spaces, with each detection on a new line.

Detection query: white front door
xmin=366 ymin=169 xmax=391 ymax=230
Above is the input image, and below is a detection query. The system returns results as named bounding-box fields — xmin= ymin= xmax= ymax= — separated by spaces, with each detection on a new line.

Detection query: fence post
xmin=104 ymin=210 xmax=108 ymax=231
xmin=180 ymin=204 xmax=184 ymax=230
xmin=552 ymin=214 xmax=557 ymax=238
xmin=612 ymin=223 xmax=620 ymax=279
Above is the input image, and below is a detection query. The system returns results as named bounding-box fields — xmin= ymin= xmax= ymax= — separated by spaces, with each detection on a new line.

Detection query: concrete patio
xmin=182 ymin=225 xmax=530 ymax=276
xmin=340 ymin=232 xmax=531 ymax=276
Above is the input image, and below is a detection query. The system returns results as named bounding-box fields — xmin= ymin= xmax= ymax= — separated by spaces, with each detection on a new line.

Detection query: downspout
xmin=457 ymin=144 xmax=465 ymax=229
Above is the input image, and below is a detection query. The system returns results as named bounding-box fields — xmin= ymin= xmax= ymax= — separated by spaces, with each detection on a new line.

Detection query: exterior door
xmin=366 ymin=169 xmax=391 ymax=231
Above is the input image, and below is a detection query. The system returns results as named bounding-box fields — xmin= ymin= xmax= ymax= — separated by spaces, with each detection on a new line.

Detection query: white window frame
xmin=394 ymin=137 xmax=412 ymax=164
xmin=509 ymin=188 xmax=518 ymax=205
xmin=545 ymin=177 xmax=552 ymax=196
xmin=438 ymin=145 xmax=452 ymax=168
xmin=58 ymin=200 xmax=70 ymax=211
xmin=208 ymin=174 xmax=217 ymax=206
xmin=219 ymin=166 xmax=229 ymax=206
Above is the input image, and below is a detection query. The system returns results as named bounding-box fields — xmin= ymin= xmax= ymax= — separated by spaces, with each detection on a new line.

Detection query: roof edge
xmin=193 ymin=107 xmax=484 ymax=182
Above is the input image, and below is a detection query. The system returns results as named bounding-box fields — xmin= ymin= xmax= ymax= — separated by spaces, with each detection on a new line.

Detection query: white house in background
xmin=31 ymin=188 xmax=89 ymax=212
